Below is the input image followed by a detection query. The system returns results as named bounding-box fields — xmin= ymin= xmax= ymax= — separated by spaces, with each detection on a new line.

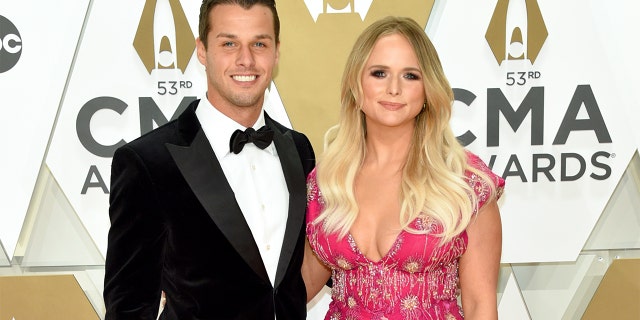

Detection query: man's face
xmin=196 ymin=4 xmax=279 ymax=112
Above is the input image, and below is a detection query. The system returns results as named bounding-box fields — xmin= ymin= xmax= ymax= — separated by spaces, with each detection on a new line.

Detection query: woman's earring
xmin=422 ymin=102 xmax=427 ymax=111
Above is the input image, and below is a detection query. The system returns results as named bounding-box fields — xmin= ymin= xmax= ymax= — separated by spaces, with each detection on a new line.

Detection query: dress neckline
xmin=347 ymin=230 xmax=405 ymax=264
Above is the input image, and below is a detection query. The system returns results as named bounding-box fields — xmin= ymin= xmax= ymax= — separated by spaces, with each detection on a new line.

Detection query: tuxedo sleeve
xmin=291 ymin=131 xmax=315 ymax=176
xmin=104 ymin=145 xmax=165 ymax=320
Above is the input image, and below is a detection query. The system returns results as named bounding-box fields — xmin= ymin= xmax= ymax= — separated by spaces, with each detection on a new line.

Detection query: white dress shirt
xmin=195 ymin=96 xmax=289 ymax=286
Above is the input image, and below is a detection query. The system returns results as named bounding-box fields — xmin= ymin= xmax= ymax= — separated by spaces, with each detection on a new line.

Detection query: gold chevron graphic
xmin=133 ymin=0 xmax=195 ymax=73
xmin=485 ymin=0 xmax=548 ymax=65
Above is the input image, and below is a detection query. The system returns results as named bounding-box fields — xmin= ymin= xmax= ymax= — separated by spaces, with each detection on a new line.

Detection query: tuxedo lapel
xmin=166 ymin=127 xmax=270 ymax=284
xmin=267 ymin=117 xmax=306 ymax=288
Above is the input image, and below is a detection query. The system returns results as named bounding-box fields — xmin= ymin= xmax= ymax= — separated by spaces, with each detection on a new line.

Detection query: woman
xmin=303 ymin=16 xmax=505 ymax=319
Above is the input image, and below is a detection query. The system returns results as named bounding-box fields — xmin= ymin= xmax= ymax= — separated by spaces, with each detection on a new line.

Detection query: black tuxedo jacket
xmin=104 ymin=100 xmax=315 ymax=319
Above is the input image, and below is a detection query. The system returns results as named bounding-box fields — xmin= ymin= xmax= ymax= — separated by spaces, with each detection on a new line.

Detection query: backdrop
xmin=1 ymin=0 xmax=639 ymax=319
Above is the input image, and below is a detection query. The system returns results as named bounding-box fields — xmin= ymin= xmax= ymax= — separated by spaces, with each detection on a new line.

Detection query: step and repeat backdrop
xmin=1 ymin=0 xmax=639 ymax=319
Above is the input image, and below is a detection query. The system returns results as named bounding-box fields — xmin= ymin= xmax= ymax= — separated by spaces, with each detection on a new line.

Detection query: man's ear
xmin=196 ymin=37 xmax=207 ymax=66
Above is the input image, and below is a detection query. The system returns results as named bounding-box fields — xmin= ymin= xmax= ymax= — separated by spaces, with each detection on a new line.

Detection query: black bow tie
xmin=229 ymin=126 xmax=274 ymax=154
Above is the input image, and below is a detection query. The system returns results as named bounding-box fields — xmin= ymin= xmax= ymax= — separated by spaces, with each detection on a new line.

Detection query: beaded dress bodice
xmin=306 ymin=153 xmax=504 ymax=320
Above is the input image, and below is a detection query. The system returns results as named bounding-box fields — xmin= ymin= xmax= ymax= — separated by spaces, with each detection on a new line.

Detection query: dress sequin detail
xmin=306 ymin=152 xmax=505 ymax=319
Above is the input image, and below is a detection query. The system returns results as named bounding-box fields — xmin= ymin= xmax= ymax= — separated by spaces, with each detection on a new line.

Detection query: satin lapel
xmin=166 ymin=129 xmax=270 ymax=284
xmin=269 ymin=122 xmax=306 ymax=288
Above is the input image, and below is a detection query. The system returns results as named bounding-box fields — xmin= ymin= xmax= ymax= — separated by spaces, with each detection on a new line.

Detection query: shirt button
xmin=251 ymin=164 xmax=256 ymax=170
xmin=261 ymin=204 xmax=265 ymax=210
xmin=266 ymin=244 xmax=271 ymax=251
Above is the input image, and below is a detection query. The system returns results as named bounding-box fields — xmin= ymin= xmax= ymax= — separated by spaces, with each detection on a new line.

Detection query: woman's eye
xmin=371 ymin=70 xmax=386 ymax=78
xmin=404 ymin=73 xmax=420 ymax=80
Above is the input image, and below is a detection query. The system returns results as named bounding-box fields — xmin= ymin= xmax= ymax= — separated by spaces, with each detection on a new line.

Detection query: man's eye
xmin=223 ymin=42 xmax=234 ymax=47
xmin=254 ymin=42 xmax=266 ymax=48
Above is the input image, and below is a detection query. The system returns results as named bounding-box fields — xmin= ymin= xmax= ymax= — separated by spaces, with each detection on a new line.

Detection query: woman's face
xmin=360 ymin=33 xmax=426 ymax=132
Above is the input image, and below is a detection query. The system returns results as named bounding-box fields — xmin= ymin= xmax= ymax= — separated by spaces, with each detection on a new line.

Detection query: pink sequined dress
xmin=306 ymin=152 xmax=505 ymax=320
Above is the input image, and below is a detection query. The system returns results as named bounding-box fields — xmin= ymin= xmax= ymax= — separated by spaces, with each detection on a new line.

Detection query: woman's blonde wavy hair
xmin=314 ymin=16 xmax=496 ymax=243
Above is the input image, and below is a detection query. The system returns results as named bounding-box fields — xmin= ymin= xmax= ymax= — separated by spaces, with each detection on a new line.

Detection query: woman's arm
xmin=459 ymin=199 xmax=502 ymax=319
xmin=302 ymin=239 xmax=332 ymax=302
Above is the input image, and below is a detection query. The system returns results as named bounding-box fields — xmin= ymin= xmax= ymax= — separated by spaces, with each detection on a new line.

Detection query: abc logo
xmin=0 ymin=15 xmax=23 ymax=73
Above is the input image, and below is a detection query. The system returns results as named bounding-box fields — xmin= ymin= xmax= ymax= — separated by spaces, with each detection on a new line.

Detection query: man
xmin=103 ymin=1 xmax=314 ymax=319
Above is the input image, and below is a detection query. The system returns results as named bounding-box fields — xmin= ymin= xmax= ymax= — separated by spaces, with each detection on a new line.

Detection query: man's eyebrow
xmin=215 ymin=33 xmax=274 ymax=41
xmin=216 ymin=33 xmax=237 ymax=39
xmin=254 ymin=34 xmax=274 ymax=41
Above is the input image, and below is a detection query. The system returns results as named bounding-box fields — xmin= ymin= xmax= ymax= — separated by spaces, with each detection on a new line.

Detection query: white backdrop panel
xmin=46 ymin=0 xmax=205 ymax=257
xmin=588 ymin=1 xmax=640 ymax=151
xmin=0 ymin=1 xmax=89 ymax=259
xmin=430 ymin=0 xmax=636 ymax=262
